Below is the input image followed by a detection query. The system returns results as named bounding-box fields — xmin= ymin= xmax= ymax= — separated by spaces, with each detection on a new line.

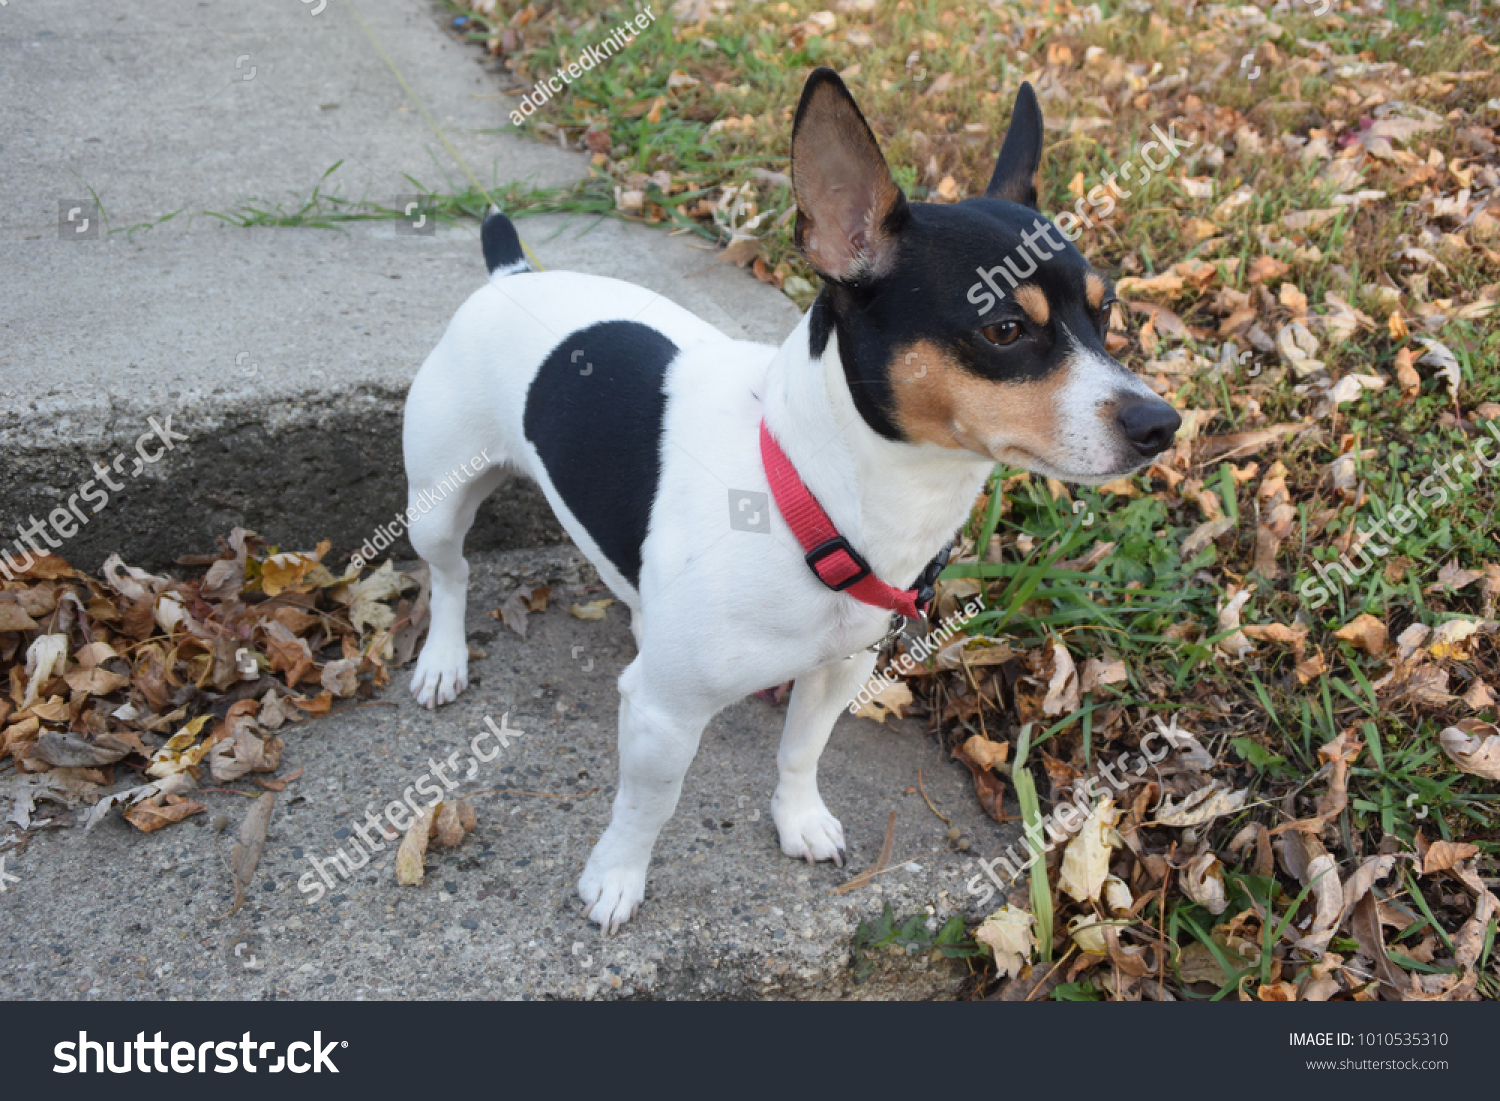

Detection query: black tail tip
xmin=482 ymin=208 xmax=530 ymax=275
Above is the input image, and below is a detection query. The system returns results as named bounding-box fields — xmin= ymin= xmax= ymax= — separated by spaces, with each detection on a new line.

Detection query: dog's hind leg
xmin=578 ymin=658 xmax=712 ymax=932
xmin=407 ymin=458 xmax=505 ymax=709
xmin=771 ymin=650 xmax=878 ymax=865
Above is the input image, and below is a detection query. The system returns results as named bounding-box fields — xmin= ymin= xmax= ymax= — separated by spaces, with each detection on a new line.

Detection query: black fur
xmin=481 ymin=210 xmax=529 ymax=275
xmin=813 ymin=200 xmax=1110 ymax=440
xmin=522 ymin=321 xmax=677 ymax=588
xmin=985 ymin=82 xmax=1043 ymax=208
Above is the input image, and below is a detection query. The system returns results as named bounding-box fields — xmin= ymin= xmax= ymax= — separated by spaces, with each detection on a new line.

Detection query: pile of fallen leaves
xmin=0 ymin=531 xmax=426 ymax=843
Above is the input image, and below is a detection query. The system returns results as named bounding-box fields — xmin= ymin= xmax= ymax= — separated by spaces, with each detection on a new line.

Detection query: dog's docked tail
xmin=481 ymin=208 xmax=533 ymax=278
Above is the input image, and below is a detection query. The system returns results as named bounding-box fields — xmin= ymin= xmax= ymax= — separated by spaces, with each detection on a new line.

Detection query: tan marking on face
xmin=1085 ymin=272 xmax=1108 ymax=311
xmin=889 ymin=340 xmax=1068 ymax=463
xmin=1013 ymin=285 xmax=1050 ymax=327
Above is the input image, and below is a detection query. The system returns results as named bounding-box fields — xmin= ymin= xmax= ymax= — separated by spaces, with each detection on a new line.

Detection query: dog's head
xmin=790 ymin=68 xmax=1181 ymax=484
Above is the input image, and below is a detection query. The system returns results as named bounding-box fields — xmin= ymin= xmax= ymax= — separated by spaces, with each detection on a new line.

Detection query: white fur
xmin=402 ymin=269 xmax=1143 ymax=932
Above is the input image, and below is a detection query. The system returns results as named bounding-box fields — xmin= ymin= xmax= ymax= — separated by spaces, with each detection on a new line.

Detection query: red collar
xmin=759 ymin=419 xmax=934 ymax=619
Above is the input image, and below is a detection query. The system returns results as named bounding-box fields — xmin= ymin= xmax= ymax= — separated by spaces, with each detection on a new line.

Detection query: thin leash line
xmin=339 ymin=0 xmax=546 ymax=272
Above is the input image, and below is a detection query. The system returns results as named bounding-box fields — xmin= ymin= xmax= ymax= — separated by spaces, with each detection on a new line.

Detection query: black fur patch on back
xmin=522 ymin=321 xmax=677 ymax=588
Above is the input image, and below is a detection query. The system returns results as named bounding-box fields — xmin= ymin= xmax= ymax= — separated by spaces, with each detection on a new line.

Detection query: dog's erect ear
xmin=985 ymin=82 xmax=1044 ymax=208
xmin=791 ymin=67 xmax=907 ymax=283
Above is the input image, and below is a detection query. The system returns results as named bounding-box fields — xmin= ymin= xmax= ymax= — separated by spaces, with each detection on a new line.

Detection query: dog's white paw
xmin=410 ymin=642 xmax=468 ymax=709
xmin=578 ymin=856 xmax=646 ymax=934
xmin=772 ymin=792 xmax=847 ymax=866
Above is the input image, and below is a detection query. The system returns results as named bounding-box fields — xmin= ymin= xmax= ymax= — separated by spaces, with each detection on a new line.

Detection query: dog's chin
xmin=987 ymin=446 xmax=1165 ymax=486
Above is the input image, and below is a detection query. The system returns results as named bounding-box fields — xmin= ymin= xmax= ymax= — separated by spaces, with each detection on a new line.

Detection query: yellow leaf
xmin=260 ymin=541 xmax=329 ymax=597
xmin=146 ymin=714 xmax=213 ymax=778
xmin=569 ymin=599 xmax=614 ymax=620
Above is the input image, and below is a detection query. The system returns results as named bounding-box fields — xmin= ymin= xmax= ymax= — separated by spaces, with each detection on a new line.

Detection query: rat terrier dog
xmin=402 ymin=68 xmax=1180 ymax=931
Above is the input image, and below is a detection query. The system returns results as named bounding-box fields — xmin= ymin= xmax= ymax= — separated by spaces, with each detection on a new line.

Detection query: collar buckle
xmin=804 ymin=535 xmax=873 ymax=592
xmin=911 ymin=542 xmax=953 ymax=615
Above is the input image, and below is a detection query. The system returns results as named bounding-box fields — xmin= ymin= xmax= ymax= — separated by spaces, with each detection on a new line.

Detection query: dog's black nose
xmin=1117 ymin=399 xmax=1181 ymax=455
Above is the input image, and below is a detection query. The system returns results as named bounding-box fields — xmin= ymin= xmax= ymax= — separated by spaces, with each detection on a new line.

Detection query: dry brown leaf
xmin=1279 ymin=282 xmax=1309 ymax=315
xmin=974 ymin=906 xmax=1035 ymax=979
xmin=222 ymin=793 xmax=275 ymax=917
xmin=396 ymin=805 xmax=436 ymax=886
xmin=1059 ymin=797 xmax=1120 ymax=903
xmin=1150 ymin=781 xmax=1249 ymax=827
xmin=1394 ymin=346 xmax=1421 ymax=396
xmin=1339 ymin=853 xmax=1403 ymax=930
xmin=320 ymin=657 xmax=359 ymax=698
xmin=1435 ymin=561 xmax=1486 ymax=591
xmin=1194 ymin=423 xmax=1307 ymax=465
xmin=1241 ymin=622 xmax=1308 ymax=652
xmin=0 ymin=604 xmax=38 ymax=633
xmin=123 ymin=792 xmax=206 ymax=833
xmin=1080 ymin=657 xmax=1127 ymax=692
xmin=1422 ymin=840 xmax=1480 ymax=875
xmin=1182 ymin=852 xmax=1228 ymax=915
xmin=1214 ymin=589 xmax=1255 ymax=662
xmin=254 ymin=765 xmax=303 ymax=792
xmin=962 ymin=734 xmax=1009 ymax=771
xmin=1453 ymin=890 xmax=1498 ymax=973
xmin=1248 ymin=255 xmax=1291 ymax=284
xmin=852 ymin=678 xmax=913 ymax=722
xmin=1335 ymin=613 xmax=1388 ymax=656
xmin=1351 ymin=892 xmax=1406 ymax=1000
xmin=493 ymin=585 xmax=538 ymax=639
xmin=950 ymin=742 xmax=1009 ymax=823
xmin=1439 ymin=722 xmax=1500 ymax=779
xmin=1461 ymin=678 xmax=1496 ymax=709
xmin=432 ymin=798 xmax=476 ymax=848
xmin=1278 ymin=831 xmax=1342 ymax=952
xmin=1282 ymin=208 xmax=1339 ymax=231
xmin=1180 ymin=516 xmax=1235 ymax=559
xmin=1116 ymin=272 xmax=1185 ymax=299
xmin=1042 ymin=640 xmax=1080 ymax=716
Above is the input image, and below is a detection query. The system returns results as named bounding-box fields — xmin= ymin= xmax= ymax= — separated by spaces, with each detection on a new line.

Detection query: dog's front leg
xmin=772 ymin=650 xmax=879 ymax=866
xmin=579 ymin=660 xmax=709 ymax=933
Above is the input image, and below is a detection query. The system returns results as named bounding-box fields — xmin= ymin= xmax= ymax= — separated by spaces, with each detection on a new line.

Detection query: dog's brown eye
xmin=1100 ymin=299 xmax=1120 ymax=333
xmin=982 ymin=322 xmax=1021 ymax=347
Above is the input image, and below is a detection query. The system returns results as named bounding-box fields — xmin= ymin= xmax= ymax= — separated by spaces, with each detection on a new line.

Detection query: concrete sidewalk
xmin=0 ymin=0 xmax=799 ymax=569
xmin=0 ymin=0 xmax=1012 ymax=1000
xmin=1 ymin=547 xmax=1006 ymax=1000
